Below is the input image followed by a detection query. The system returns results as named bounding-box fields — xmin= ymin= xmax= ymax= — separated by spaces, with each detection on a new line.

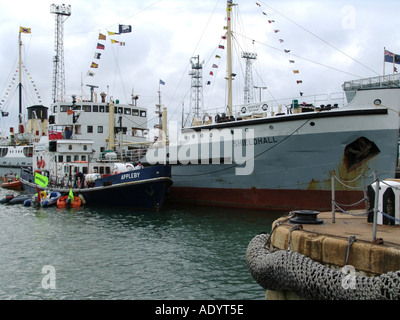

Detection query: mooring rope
xmin=246 ymin=233 xmax=400 ymax=300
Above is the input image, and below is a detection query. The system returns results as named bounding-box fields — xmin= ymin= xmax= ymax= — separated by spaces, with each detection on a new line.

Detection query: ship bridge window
xmin=132 ymin=109 xmax=139 ymax=116
xmin=140 ymin=110 xmax=146 ymax=117
xmin=115 ymin=127 xmax=127 ymax=134
xmin=93 ymin=105 xmax=99 ymax=112
xmin=73 ymin=105 xmax=81 ymax=111
xmin=53 ymin=106 xmax=57 ymax=113
xmin=124 ymin=108 xmax=131 ymax=115
xmin=60 ymin=105 xmax=69 ymax=112
xmin=0 ymin=148 xmax=8 ymax=157
xmin=344 ymin=137 xmax=380 ymax=171
xmin=98 ymin=126 xmax=103 ymax=133
xmin=87 ymin=126 xmax=93 ymax=133
xmin=83 ymin=105 xmax=91 ymax=112
xmin=99 ymin=105 xmax=105 ymax=113
xmin=117 ymin=107 xmax=123 ymax=114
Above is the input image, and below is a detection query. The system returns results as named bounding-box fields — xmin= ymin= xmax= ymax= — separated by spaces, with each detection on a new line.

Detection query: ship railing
xmin=343 ymin=74 xmax=400 ymax=91
xmin=188 ymin=92 xmax=346 ymax=127
xmin=331 ymin=171 xmax=400 ymax=241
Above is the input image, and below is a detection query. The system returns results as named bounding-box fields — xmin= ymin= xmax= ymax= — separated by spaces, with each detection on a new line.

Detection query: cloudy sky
xmin=0 ymin=0 xmax=399 ymax=132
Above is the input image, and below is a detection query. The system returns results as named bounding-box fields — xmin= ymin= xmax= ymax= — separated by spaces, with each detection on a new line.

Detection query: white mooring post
xmin=331 ymin=174 xmax=335 ymax=223
xmin=372 ymin=175 xmax=380 ymax=241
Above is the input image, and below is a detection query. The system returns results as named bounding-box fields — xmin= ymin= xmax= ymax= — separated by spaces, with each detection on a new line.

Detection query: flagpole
xmin=383 ymin=47 xmax=386 ymax=77
xmin=393 ymin=50 xmax=396 ymax=83
xmin=18 ymin=28 xmax=23 ymax=133
xmin=226 ymin=0 xmax=233 ymax=117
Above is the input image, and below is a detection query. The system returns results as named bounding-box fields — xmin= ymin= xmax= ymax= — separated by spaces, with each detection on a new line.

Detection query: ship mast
xmin=18 ymin=30 xmax=23 ymax=133
xmin=226 ymin=0 xmax=234 ymax=117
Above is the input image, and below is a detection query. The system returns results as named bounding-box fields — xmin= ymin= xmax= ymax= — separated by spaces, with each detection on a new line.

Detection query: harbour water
xmin=0 ymin=187 xmax=282 ymax=300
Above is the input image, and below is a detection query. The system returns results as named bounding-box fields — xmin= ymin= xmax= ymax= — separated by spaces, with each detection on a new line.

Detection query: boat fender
xmin=79 ymin=194 xmax=86 ymax=205
xmin=23 ymin=199 xmax=31 ymax=207
xmin=41 ymin=159 xmax=45 ymax=168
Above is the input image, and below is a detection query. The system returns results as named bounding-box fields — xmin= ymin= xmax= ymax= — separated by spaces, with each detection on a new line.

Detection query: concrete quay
xmin=266 ymin=211 xmax=400 ymax=300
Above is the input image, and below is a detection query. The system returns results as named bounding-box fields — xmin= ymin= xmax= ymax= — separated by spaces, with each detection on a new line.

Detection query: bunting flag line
xmin=212 ymin=64 xmax=218 ymax=68
xmin=0 ymin=57 xmax=42 ymax=108
xmin=219 ymin=45 xmax=225 ymax=49
xmin=119 ymin=24 xmax=132 ymax=34
xmin=255 ymin=1 xmax=305 ymax=95
xmin=86 ymin=26 xmax=131 ymax=79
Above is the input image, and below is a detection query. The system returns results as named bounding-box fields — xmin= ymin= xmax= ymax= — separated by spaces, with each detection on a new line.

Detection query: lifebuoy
xmin=203 ymin=114 xmax=212 ymax=124
xmin=37 ymin=159 xmax=45 ymax=168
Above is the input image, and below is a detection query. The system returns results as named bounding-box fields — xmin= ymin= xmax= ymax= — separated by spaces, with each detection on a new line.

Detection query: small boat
xmin=41 ymin=191 xmax=62 ymax=207
xmin=0 ymin=194 xmax=16 ymax=203
xmin=1 ymin=173 xmax=22 ymax=191
xmin=57 ymin=195 xmax=82 ymax=208
xmin=8 ymin=194 xmax=32 ymax=205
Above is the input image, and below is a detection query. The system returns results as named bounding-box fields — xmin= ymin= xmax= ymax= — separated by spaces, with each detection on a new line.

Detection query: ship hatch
xmin=344 ymin=137 xmax=380 ymax=171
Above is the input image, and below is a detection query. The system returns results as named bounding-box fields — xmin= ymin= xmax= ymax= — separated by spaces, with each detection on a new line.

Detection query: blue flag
xmin=159 ymin=79 xmax=165 ymax=85
xmin=385 ymin=50 xmax=400 ymax=64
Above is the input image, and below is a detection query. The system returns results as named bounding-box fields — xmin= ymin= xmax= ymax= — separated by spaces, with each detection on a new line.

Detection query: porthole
xmin=374 ymin=99 xmax=381 ymax=106
xmin=310 ymin=122 xmax=315 ymax=126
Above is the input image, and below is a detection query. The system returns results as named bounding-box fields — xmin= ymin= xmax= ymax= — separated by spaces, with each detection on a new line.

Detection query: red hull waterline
xmin=167 ymin=186 xmax=365 ymax=212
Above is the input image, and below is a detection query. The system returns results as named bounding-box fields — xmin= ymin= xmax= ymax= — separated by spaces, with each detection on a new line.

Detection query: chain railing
xmin=331 ymin=171 xmax=400 ymax=241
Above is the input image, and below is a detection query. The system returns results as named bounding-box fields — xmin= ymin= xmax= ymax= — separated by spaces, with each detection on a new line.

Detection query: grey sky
xmin=0 ymin=0 xmax=399 ymax=132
